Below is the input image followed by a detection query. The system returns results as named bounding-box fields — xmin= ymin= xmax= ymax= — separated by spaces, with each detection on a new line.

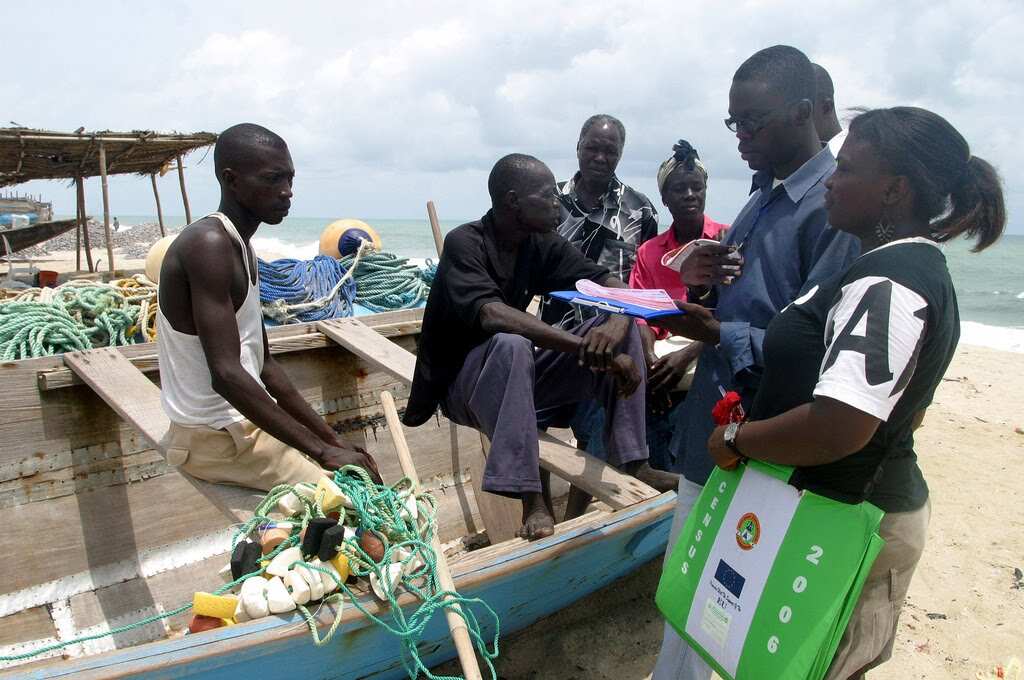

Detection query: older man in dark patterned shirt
xmin=537 ymin=114 xmax=678 ymax=509
xmin=539 ymin=114 xmax=659 ymax=328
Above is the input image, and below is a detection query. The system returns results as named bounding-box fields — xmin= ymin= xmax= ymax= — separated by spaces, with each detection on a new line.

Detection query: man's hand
xmin=317 ymin=445 xmax=383 ymax=485
xmin=707 ymin=425 xmax=742 ymax=471
xmin=649 ymin=342 xmax=702 ymax=395
xmin=578 ymin=315 xmax=631 ymax=371
xmin=608 ymin=353 xmax=642 ymax=398
xmin=638 ymin=324 xmax=658 ymax=369
xmin=678 ymin=243 xmax=743 ymax=287
xmin=657 ymin=301 xmax=721 ymax=344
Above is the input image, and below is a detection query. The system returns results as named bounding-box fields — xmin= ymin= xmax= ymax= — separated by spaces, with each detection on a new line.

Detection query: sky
xmin=7 ymin=0 xmax=1022 ymax=233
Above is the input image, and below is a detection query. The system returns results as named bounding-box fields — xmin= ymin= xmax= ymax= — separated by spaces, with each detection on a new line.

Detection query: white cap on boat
xmin=369 ymin=563 xmax=404 ymax=601
xmin=266 ymin=546 xmax=302 ymax=578
xmin=240 ymin=577 xmax=270 ymax=620
xmin=297 ymin=561 xmax=325 ymax=601
xmin=265 ymin=576 xmax=296 ymax=614
xmin=316 ymin=561 xmax=342 ymax=594
xmin=284 ymin=571 xmax=311 ymax=605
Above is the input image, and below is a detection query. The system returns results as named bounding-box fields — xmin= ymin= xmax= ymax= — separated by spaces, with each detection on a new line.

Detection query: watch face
xmin=725 ymin=423 xmax=738 ymax=442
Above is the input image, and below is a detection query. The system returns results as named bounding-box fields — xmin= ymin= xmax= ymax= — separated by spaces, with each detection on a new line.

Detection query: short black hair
xmin=578 ymin=114 xmax=626 ymax=147
xmin=734 ymin=45 xmax=815 ymax=104
xmin=487 ymin=153 xmax=546 ymax=204
xmin=214 ymin=123 xmax=288 ymax=176
xmin=812 ymin=63 xmax=835 ymax=100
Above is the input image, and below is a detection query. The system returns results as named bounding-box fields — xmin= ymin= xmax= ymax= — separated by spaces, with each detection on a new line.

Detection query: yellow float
xmin=144 ymin=234 xmax=178 ymax=283
xmin=318 ymin=219 xmax=382 ymax=259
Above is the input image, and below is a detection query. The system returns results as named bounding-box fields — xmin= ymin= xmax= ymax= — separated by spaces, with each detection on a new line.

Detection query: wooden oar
xmin=379 ymin=390 xmax=484 ymax=680
xmin=426 ymin=200 xmax=445 ymax=256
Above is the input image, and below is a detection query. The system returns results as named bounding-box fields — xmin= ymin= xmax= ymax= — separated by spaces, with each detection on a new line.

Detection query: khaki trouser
xmin=162 ymin=420 xmax=327 ymax=492
xmin=825 ymin=501 xmax=931 ymax=680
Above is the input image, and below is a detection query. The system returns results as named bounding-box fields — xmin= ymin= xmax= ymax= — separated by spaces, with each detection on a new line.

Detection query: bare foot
xmin=563 ymin=485 xmax=593 ymax=521
xmin=625 ymin=461 xmax=680 ymax=493
xmin=517 ymin=492 xmax=555 ymax=540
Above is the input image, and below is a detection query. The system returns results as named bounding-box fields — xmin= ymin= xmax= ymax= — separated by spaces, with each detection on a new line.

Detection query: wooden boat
xmin=0 ymin=219 xmax=78 ymax=256
xmin=0 ymin=309 xmax=675 ymax=679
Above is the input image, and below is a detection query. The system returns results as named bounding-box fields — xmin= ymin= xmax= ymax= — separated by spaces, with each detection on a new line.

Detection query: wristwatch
xmin=723 ymin=421 xmax=745 ymax=458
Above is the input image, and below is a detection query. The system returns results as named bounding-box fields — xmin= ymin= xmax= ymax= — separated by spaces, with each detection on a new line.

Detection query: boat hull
xmin=29 ymin=494 xmax=675 ymax=680
xmin=0 ymin=219 xmax=78 ymax=256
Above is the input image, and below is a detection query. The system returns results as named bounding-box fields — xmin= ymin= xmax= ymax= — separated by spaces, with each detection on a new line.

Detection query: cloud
xmin=6 ymin=0 xmax=1022 ymax=228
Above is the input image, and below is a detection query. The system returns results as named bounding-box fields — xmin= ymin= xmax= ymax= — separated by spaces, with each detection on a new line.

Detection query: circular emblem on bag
xmin=735 ymin=512 xmax=761 ymax=550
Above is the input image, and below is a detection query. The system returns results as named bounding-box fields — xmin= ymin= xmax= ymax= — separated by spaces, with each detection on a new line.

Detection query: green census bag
xmin=656 ymin=460 xmax=885 ymax=680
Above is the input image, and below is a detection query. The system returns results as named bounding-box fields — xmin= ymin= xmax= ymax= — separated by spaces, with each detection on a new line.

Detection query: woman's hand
xmin=648 ymin=342 xmax=703 ymax=395
xmin=707 ymin=425 xmax=743 ymax=471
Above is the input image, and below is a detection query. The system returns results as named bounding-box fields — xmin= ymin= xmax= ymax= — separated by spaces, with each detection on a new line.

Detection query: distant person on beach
xmin=156 ymin=123 xmax=380 ymax=490
xmin=563 ymin=140 xmax=728 ymax=519
xmin=650 ymin=45 xmax=860 ymax=680
xmin=403 ymin=153 xmax=649 ymax=540
xmin=537 ymin=114 xmax=677 ymax=503
xmin=813 ymin=62 xmax=846 ymax=155
xmin=700 ymin=106 xmax=1006 ymax=679
xmin=113 ymin=216 xmax=120 ymax=232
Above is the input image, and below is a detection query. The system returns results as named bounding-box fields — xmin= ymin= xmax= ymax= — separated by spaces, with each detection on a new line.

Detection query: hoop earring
xmin=874 ymin=215 xmax=896 ymax=245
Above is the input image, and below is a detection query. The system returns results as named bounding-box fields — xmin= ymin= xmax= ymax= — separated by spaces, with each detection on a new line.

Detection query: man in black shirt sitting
xmin=404 ymin=153 xmax=660 ymax=539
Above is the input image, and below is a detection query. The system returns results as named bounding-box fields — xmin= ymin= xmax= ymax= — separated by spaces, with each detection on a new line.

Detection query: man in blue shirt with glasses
xmin=651 ymin=45 xmax=860 ymax=679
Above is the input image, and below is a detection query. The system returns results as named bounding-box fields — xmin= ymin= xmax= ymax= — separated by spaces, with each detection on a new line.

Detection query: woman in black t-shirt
xmin=702 ymin=107 xmax=1006 ymax=679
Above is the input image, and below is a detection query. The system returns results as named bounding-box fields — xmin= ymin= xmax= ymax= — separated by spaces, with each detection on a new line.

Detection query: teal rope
xmin=0 ymin=284 xmax=143 ymax=360
xmin=337 ymin=252 xmax=435 ymax=312
xmin=1 ymin=467 xmax=500 ymax=680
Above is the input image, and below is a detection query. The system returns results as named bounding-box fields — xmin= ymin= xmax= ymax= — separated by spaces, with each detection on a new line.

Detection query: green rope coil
xmin=1 ymin=466 xmax=500 ymax=680
xmin=337 ymin=252 xmax=435 ymax=312
xmin=0 ymin=281 xmax=147 ymax=360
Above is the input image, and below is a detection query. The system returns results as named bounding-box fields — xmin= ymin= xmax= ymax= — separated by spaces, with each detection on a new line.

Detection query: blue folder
xmin=549 ymin=290 xmax=685 ymax=321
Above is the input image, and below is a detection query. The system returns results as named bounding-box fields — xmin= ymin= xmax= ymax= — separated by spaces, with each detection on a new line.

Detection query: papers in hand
xmin=660 ymin=238 xmax=722 ymax=272
xmin=575 ymin=280 xmax=678 ymax=311
xmin=547 ymin=281 xmax=684 ymax=321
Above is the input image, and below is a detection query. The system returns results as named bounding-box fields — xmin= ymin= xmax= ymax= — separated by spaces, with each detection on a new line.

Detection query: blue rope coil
xmin=258 ymin=255 xmax=357 ymax=324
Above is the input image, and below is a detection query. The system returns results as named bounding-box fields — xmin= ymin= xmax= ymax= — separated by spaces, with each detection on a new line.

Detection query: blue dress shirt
xmin=673 ymin=145 xmax=861 ymax=484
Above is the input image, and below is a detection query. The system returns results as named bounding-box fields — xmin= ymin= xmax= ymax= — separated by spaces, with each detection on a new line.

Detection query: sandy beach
xmin=434 ymin=344 xmax=1024 ymax=680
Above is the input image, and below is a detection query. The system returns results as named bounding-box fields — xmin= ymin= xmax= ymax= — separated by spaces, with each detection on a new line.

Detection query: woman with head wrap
xmin=564 ymin=141 xmax=729 ymax=520
xmin=632 ymin=140 xmax=729 ymax=406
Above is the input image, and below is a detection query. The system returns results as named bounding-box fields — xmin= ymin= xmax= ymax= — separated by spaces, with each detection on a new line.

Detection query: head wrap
xmin=657 ymin=139 xmax=709 ymax=193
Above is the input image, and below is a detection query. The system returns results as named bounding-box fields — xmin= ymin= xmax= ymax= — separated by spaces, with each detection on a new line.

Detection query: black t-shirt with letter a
xmin=750 ymin=238 xmax=959 ymax=512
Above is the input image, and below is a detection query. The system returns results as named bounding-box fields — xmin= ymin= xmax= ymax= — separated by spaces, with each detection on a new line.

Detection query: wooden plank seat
xmin=316 ymin=318 xmax=659 ymax=519
xmin=61 ymin=348 xmax=259 ymax=524
xmin=318 ymin=318 xmax=522 ymax=543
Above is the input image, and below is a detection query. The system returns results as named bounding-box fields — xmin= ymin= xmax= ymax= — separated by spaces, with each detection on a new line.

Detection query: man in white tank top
xmin=156 ymin=123 xmax=381 ymax=491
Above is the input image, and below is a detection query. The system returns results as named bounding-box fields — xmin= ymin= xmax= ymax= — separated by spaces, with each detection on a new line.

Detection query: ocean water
xmin=109 ymin=214 xmax=1024 ymax=352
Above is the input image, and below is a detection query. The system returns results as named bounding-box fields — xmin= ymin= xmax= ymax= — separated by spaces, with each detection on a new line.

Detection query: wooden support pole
xmin=151 ymin=173 xmax=165 ymax=237
xmin=380 ymin=391 xmax=484 ymax=680
xmin=176 ymin=154 xmax=192 ymax=224
xmin=75 ymin=179 xmax=81 ymax=272
xmin=76 ymin=176 xmax=94 ymax=273
xmin=426 ymin=200 xmax=444 ymax=256
xmin=97 ymin=143 xmax=116 ymax=273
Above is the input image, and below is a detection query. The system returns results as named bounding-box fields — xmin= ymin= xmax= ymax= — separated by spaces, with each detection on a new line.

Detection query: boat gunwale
xmin=23 ymin=492 xmax=676 ymax=679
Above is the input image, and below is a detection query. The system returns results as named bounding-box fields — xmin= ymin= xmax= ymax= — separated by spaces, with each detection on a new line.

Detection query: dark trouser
xmin=571 ymin=395 xmax=685 ymax=472
xmin=442 ymin=316 xmax=648 ymax=496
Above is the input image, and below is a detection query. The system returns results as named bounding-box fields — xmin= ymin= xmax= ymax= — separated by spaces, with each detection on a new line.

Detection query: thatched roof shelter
xmin=0 ymin=127 xmax=217 ymax=273
xmin=0 ymin=128 xmax=217 ymax=187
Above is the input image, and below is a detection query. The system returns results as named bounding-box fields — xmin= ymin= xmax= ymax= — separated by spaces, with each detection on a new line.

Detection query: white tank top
xmin=157 ymin=212 xmax=267 ymax=430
